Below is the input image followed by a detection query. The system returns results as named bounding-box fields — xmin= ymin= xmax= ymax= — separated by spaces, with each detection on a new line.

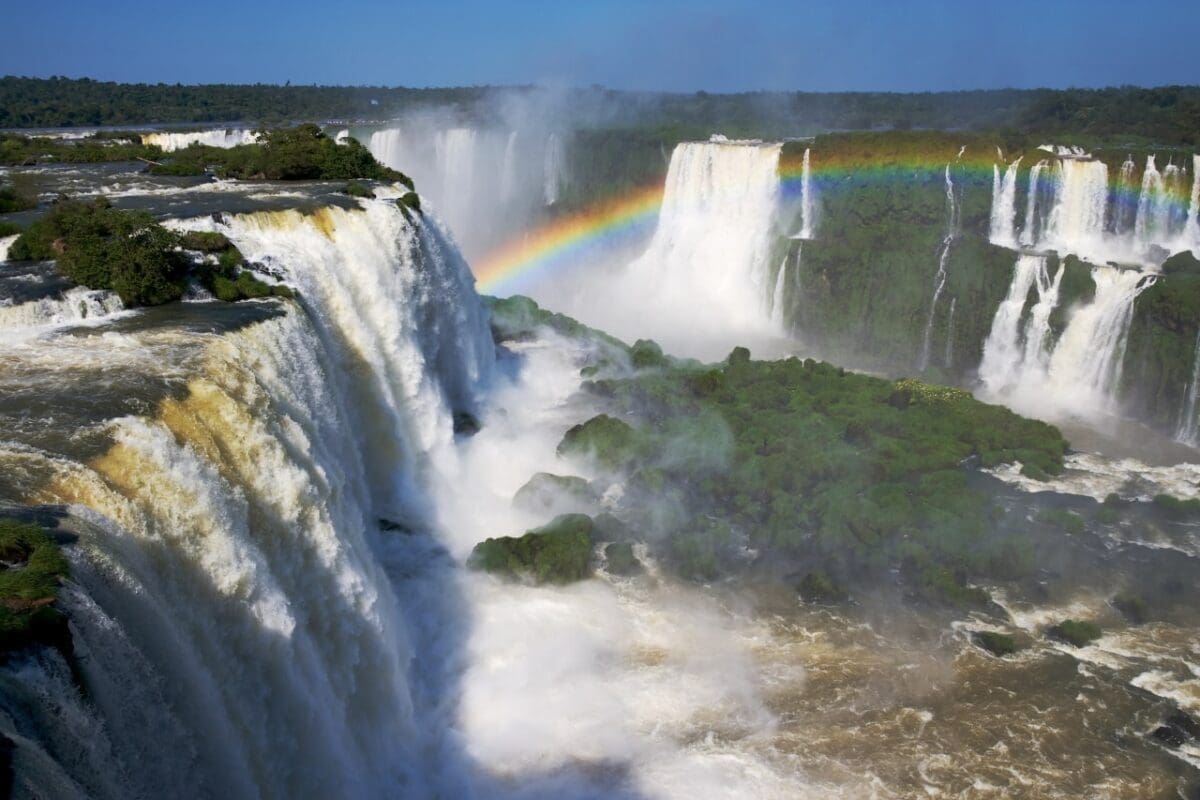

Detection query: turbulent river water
xmin=0 ymin=154 xmax=1199 ymax=799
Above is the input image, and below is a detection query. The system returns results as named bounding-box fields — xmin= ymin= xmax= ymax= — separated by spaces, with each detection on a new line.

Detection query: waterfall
xmin=623 ymin=140 xmax=784 ymax=335
xmin=989 ymin=158 xmax=1021 ymax=247
xmin=1134 ymin=156 xmax=1167 ymax=244
xmin=0 ymin=286 xmax=124 ymax=333
xmin=141 ymin=129 xmax=259 ymax=152
xmin=1113 ymin=156 xmax=1138 ymax=236
xmin=1188 ymin=154 xmax=1200 ymax=247
xmin=980 ymin=257 xmax=1151 ymax=421
xmin=499 ymin=130 xmax=519 ymax=203
xmin=1177 ymin=331 xmax=1200 ymax=446
xmin=543 ymin=132 xmax=565 ymax=206
xmin=1045 ymin=158 xmax=1109 ymax=254
xmin=0 ymin=198 xmax=495 ymax=799
xmin=799 ymin=147 xmax=814 ymax=239
xmin=943 ymin=297 xmax=956 ymax=368
xmin=368 ymin=128 xmax=408 ymax=172
xmin=979 ymin=254 xmax=1046 ymax=392
xmin=769 ymin=255 xmax=788 ymax=328
xmin=1019 ymin=161 xmax=1047 ymax=247
xmin=917 ymin=165 xmax=957 ymax=371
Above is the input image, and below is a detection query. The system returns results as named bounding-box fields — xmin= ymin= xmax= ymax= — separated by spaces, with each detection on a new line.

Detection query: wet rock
xmin=1111 ymin=592 xmax=1149 ymax=625
xmin=972 ymin=630 xmax=1020 ymax=657
xmin=1046 ymin=619 xmax=1102 ymax=647
xmin=512 ymin=473 xmax=595 ymax=515
xmin=1151 ymin=724 xmax=1187 ymax=748
xmin=452 ymin=411 xmax=481 ymax=436
xmin=604 ymin=542 xmax=641 ymax=576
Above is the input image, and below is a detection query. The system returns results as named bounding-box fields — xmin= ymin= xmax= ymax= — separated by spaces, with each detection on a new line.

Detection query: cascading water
xmin=917 ymin=165 xmax=958 ymax=371
xmin=499 ymin=131 xmax=519 ymax=203
xmin=542 ymin=132 xmax=565 ymax=206
xmin=799 ymin=147 xmax=814 ymax=239
xmin=622 ymin=140 xmax=784 ymax=339
xmin=1176 ymin=331 xmax=1200 ymax=446
xmin=979 ymin=258 xmax=1151 ymax=421
xmin=989 ymin=158 xmax=1021 ymax=247
xmin=1044 ymin=157 xmax=1109 ymax=256
xmin=1188 ymin=154 xmax=1200 ymax=246
xmin=1019 ymin=161 xmax=1047 ymax=246
xmin=141 ymin=129 xmax=258 ymax=152
xmin=1134 ymin=156 xmax=1168 ymax=244
xmin=0 ymin=197 xmax=495 ymax=799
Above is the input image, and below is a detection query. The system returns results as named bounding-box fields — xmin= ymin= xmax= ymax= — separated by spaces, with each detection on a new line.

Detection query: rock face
xmin=468 ymin=513 xmax=595 ymax=584
xmin=512 ymin=473 xmax=596 ymax=516
xmin=972 ymin=630 xmax=1020 ymax=657
xmin=603 ymin=542 xmax=641 ymax=576
xmin=1046 ymin=619 xmax=1102 ymax=647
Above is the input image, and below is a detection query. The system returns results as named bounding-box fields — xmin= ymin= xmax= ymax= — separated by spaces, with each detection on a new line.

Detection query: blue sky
xmin=3 ymin=0 xmax=1197 ymax=92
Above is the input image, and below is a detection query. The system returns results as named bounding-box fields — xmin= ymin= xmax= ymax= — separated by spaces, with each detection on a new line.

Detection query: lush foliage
xmin=5 ymin=77 xmax=1199 ymax=146
xmin=568 ymin=350 xmax=1069 ymax=604
xmin=1047 ymin=619 xmax=1102 ymax=647
xmin=9 ymin=198 xmax=291 ymax=305
xmin=148 ymin=124 xmax=410 ymax=183
xmin=0 ymin=132 xmax=164 ymax=166
xmin=9 ymin=197 xmax=190 ymax=306
xmin=0 ymin=518 xmax=69 ymax=652
xmin=468 ymin=514 xmax=595 ymax=584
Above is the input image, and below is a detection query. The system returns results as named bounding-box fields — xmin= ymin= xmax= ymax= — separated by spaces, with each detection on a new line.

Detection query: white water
xmin=1019 ymin=161 xmax=1047 ymax=246
xmin=1177 ymin=330 xmax=1200 ymax=446
xmin=0 ymin=198 xmax=496 ymax=798
xmin=0 ymin=287 xmax=125 ymax=336
xmin=141 ymin=129 xmax=259 ymax=152
xmin=0 ymin=234 xmax=17 ymax=261
xmin=980 ymin=260 xmax=1150 ymax=422
xmin=543 ymin=132 xmax=566 ymax=206
xmin=799 ymin=147 xmax=814 ymax=239
xmin=616 ymin=140 xmax=784 ymax=349
xmin=1189 ymin=155 xmax=1200 ymax=243
xmin=989 ymin=158 xmax=1021 ymax=247
xmin=917 ymin=165 xmax=958 ymax=371
xmin=366 ymin=122 xmax=568 ymax=259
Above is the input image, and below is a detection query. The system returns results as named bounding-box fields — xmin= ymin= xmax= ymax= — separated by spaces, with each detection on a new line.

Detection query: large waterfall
xmin=624 ymin=140 xmax=784 ymax=338
xmin=366 ymin=123 xmax=570 ymax=260
xmin=981 ymin=147 xmax=1200 ymax=425
xmin=141 ymin=129 xmax=259 ymax=152
xmin=0 ymin=197 xmax=495 ymax=799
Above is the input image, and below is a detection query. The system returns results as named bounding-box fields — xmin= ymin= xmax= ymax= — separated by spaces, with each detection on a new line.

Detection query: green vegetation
xmin=0 ymin=181 xmax=37 ymax=213
xmin=565 ymin=350 xmax=1068 ymax=605
xmin=396 ymin=191 xmax=421 ymax=215
xmin=468 ymin=513 xmax=595 ymax=584
xmin=4 ymin=78 xmax=1199 ymax=146
xmin=1151 ymin=494 xmax=1200 ymax=518
xmin=8 ymin=197 xmax=291 ymax=306
xmin=9 ymin=197 xmax=189 ymax=306
xmin=148 ymin=124 xmax=409 ymax=183
xmin=485 ymin=294 xmax=630 ymax=356
xmin=343 ymin=181 xmax=376 ymax=199
xmin=1112 ymin=592 xmax=1149 ymax=624
xmin=1037 ymin=508 xmax=1086 ymax=535
xmin=0 ymin=518 xmax=69 ymax=653
xmin=796 ymin=571 xmax=848 ymax=604
xmin=0 ymin=221 xmax=22 ymax=238
xmin=1047 ymin=619 xmax=1102 ymax=647
xmin=973 ymin=630 xmax=1020 ymax=657
xmin=558 ymin=414 xmax=642 ymax=470
xmin=0 ymin=131 xmax=164 ymax=166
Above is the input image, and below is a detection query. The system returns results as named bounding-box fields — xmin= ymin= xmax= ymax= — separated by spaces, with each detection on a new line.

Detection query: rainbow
xmin=474 ymin=184 xmax=663 ymax=294
xmin=475 ymin=145 xmax=1198 ymax=294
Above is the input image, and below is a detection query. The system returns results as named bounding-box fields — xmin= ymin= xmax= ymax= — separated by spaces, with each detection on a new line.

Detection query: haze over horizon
xmin=2 ymin=0 xmax=1197 ymax=93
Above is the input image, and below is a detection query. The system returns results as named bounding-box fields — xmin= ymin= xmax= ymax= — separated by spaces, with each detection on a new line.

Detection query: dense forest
xmin=2 ymin=76 xmax=1198 ymax=145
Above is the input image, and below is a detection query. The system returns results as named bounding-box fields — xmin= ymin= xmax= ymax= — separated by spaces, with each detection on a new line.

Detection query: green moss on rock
xmin=1047 ymin=619 xmax=1102 ymax=647
xmin=973 ymin=630 xmax=1020 ymax=657
xmin=468 ymin=513 xmax=595 ymax=584
xmin=558 ymin=414 xmax=641 ymax=469
xmin=512 ymin=473 xmax=596 ymax=514
xmin=603 ymin=542 xmax=641 ymax=576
